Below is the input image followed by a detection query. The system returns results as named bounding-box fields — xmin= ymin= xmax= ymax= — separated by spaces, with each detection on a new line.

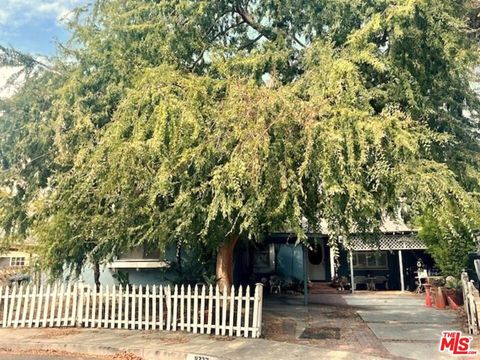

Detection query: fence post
xmin=193 ymin=285 xmax=198 ymax=333
xmin=28 ymin=284 xmax=37 ymax=327
xmin=118 ymin=285 xmax=123 ymax=329
xmin=159 ymin=285 xmax=164 ymax=330
xmin=104 ymin=284 xmax=110 ymax=328
xmin=1 ymin=286 xmax=8 ymax=328
xmin=221 ymin=285 xmax=227 ymax=336
xmin=253 ymin=283 xmax=264 ymax=338
xmin=35 ymin=283 xmax=43 ymax=328
xmin=172 ymin=285 xmax=178 ymax=331
xmin=186 ymin=285 xmax=191 ymax=332
xmin=70 ymin=283 xmax=78 ymax=327
xmin=76 ymin=284 xmax=84 ymax=327
xmin=236 ymin=285 xmax=243 ymax=336
xmin=244 ymin=285 xmax=251 ymax=338
xmin=207 ymin=285 xmax=213 ymax=334
xmin=20 ymin=284 xmax=30 ymax=327
xmin=137 ymin=285 xmax=142 ymax=330
xmin=14 ymin=284 xmax=24 ymax=328
xmin=199 ymin=285 xmax=205 ymax=334
xmin=145 ymin=285 xmax=150 ymax=330
xmin=166 ymin=285 xmax=172 ymax=331
xmin=43 ymin=284 xmax=51 ymax=327
xmin=179 ymin=285 xmax=185 ymax=331
xmin=124 ymin=285 xmax=129 ymax=330
xmin=7 ymin=285 xmax=17 ymax=328
xmin=228 ymin=285 xmax=235 ymax=336
xmin=63 ymin=283 xmax=72 ymax=326
xmin=214 ymin=285 xmax=220 ymax=336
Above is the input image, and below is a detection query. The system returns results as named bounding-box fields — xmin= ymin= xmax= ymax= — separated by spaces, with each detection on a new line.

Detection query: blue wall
xmin=276 ymin=244 xmax=304 ymax=281
xmin=78 ymin=245 xmax=178 ymax=286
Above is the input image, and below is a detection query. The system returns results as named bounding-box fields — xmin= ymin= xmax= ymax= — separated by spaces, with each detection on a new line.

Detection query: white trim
xmin=107 ymin=260 xmax=168 ymax=269
xmin=9 ymin=256 xmax=26 ymax=267
xmin=329 ymin=248 xmax=335 ymax=281
xmin=349 ymin=250 xmax=355 ymax=294
xmin=398 ymin=250 xmax=405 ymax=292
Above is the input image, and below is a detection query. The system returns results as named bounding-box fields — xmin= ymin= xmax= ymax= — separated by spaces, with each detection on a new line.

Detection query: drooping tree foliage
xmin=1 ymin=0 xmax=480 ymax=284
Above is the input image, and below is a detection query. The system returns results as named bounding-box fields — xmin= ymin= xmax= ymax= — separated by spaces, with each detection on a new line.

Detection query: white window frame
xmin=10 ymin=256 xmax=26 ymax=267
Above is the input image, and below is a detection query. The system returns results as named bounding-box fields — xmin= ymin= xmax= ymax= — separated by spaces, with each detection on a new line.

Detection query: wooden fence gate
xmin=461 ymin=272 xmax=480 ymax=335
xmin=0 ymin=282 xmax=264 ymax=338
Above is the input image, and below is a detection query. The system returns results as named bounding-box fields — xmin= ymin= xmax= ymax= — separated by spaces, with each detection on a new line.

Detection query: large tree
xmin=1 ymin=0 xmax=480 ymax=286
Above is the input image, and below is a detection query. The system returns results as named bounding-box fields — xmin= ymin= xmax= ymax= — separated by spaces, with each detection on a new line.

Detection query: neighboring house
xmin=0 ymin=249 xmax=32 ymax=269
xmin=0 ymin=248 xmax=33 ymax=286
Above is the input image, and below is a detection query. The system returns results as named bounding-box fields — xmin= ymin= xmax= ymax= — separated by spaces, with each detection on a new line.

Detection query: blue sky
xmin=0 ymin=0 xmax=87 ymax=56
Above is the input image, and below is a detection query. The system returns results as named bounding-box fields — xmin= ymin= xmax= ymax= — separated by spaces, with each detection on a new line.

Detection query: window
xmin=253 ymin=244 xmax=275 ymax=273
xmin=10 ymin=257 xmax=26 ymax=267
xmin=308 ymin=243 xmax=323 ymax=265
xmin=352 ymin=251 xmax=387 ymax=269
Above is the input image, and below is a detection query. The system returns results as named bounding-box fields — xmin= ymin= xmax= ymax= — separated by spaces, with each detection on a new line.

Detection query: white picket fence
xmin=0 ymin=282 xmax=264 ymax=338
xmin=461 ymin=272 xmax=480 ymax=335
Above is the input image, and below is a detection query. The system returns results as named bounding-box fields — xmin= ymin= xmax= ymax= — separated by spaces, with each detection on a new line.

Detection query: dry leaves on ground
xmin=111 ymin=351 xmax=144 ymax=360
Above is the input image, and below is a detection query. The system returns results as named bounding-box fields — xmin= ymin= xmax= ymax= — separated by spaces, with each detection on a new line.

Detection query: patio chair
xmin=354 ymin=276 xmax=367 ymax=290
xmin=269 ymin=275 xmax=282 ymax=294
xmin=374 ymin=276 xmax=389 ymax=290
xmin=415 ymin=269 xmax=428 ymax=293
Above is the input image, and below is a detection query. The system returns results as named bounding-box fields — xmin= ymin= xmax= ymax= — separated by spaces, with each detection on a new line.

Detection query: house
xmin=0 ymin=247 xmax=33 ymax=269
xmin=76 ymin=218 xmax=435 ymax=298
xmin=0 ymin=247 xmax=34 ymax=285
xmin=232 ymin=218 xmax=436 ymax=303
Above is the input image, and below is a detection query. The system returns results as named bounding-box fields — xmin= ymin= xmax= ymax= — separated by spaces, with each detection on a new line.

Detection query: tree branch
xmin=293 ymin=35 xmax=306 ymax=48
xmin=234 ymin=7 xmax=277 ymax=41
xmin=238 ymin=33 xmax=264 ymax=50
xmin=190 ymin=20 xmax=246 ymax=71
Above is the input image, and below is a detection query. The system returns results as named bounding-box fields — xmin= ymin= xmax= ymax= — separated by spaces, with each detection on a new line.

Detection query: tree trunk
xmin=93 ymin=261 xmax=100 ymax=291
xmin=216 ymin=235 xmax=238 ymax=290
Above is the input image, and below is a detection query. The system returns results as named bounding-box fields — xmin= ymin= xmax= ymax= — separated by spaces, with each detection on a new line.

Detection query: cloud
xmin=0 ymin=9 xmax=8 ymax=25
xmin=0 ymin=0 xmax=85 ymax=26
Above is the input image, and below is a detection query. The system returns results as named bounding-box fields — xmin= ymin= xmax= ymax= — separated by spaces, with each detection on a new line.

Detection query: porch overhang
xmin=347 ymin=232 xmax=426 ymax=293
xmin=348 ymin=233 xmax=426 ymax=251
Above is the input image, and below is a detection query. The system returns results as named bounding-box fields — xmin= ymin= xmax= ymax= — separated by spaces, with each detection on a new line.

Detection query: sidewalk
xmin=0 ymin=328 xmax=388 ymax=360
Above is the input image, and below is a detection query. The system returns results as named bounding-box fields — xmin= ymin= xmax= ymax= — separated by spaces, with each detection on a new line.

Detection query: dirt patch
xmin=139 ymin=330 xmax=190 ymax=345
xmin=299 ymin=326 xmax=341 ymax=340
xmin=32 ymin=328 xmax=82 ymax=339
xmin=324 ymin=310 xmax=357 ymax=319
xmin=263 ymin=314 xmax=297 ymax=337
xmin=209 ymin=335 xmax=235 ymax=341
xmin=0 ymin=347 xmax=144 ymax=360
xmin=0 ymin=347 xmax=109 ymax=359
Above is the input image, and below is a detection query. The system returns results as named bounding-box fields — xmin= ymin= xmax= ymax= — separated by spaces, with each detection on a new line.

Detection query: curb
xmin=0 ymin=341 xmax=224 ymax=360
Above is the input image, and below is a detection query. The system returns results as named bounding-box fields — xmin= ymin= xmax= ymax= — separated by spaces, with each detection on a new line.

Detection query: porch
xmin=234 ymin=231 xmax=435 ymax=305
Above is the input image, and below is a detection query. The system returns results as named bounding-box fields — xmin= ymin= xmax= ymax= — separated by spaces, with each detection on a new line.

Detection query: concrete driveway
xmin=343 ymin=292 xmax=461 ymax=360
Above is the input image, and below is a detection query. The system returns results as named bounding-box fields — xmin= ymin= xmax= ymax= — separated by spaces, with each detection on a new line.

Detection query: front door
xmin=307 ymin=239 xmax=326 ymax=281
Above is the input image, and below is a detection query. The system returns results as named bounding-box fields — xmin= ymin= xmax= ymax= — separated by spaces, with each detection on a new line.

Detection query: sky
xmin=0 ymin=0 xmax=87 ymax=56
